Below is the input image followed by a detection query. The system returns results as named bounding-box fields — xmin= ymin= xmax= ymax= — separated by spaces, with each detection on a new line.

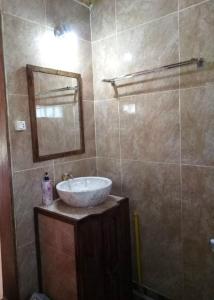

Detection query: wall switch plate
xmin=15 ymin=121 xmax=26 ymax=131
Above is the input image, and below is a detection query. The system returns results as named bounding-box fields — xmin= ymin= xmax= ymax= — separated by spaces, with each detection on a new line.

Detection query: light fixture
xmin=54 ymin=23 xmax=72 ymax=37
xmin=38 ymin=26 xmax=79 ymax=70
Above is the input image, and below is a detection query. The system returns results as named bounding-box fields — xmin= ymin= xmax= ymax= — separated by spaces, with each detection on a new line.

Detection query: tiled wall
xmin=0 ymin=0 xmax=96 ymax=299
xmin=1 ymin=0 xmax=214 ymax=299
xmin=91 ymin=0 xmax=214 ymax=299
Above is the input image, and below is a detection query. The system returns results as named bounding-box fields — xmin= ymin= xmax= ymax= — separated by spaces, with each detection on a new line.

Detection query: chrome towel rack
xmin=103 ymin=58 xmax=204 ymax=97
xmin=103 ymin=58 xmax=204 ymax=83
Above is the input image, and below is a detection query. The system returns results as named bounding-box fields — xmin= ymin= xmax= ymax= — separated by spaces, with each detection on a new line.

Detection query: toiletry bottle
xmin=42 ymin=172 xmax=53 ymax=206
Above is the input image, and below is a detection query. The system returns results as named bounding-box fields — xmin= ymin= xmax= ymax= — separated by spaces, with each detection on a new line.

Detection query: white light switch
xmin=15 ymin=121 xmax=26 ymax=131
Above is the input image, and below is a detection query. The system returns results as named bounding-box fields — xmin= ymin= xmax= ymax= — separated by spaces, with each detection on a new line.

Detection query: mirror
xmin=26 ymin=65 xmax=85 ymax=162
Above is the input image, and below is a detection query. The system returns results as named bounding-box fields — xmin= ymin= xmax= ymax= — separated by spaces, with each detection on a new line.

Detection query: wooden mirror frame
xmin=26 ymin=65 xmax=85 ymax=162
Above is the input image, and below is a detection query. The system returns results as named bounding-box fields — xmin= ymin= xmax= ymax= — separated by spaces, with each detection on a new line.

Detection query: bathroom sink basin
xmin=56 ymin=176 xmax=112 ymax=207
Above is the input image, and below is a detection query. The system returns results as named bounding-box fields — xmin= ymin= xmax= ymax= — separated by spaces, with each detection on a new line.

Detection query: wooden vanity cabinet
xmin=34 ymin=196 xmax=132 ymax=300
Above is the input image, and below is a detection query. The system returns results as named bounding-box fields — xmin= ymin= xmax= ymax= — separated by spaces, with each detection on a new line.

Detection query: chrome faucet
xmin=62 ymin=173 xmax=74 ymax=181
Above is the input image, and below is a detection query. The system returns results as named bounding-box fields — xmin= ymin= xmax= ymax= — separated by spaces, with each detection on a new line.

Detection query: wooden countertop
xmin=35 ymin=195 xmax=126 ymax=222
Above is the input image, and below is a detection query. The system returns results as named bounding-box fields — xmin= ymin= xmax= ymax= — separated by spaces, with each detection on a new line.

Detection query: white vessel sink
xmin=56 ymin=176 xmax=112 ymax=207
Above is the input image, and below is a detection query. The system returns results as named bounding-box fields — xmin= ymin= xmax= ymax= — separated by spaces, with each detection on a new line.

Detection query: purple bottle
xmin=42 ymin=172 xmax=53 ymax=206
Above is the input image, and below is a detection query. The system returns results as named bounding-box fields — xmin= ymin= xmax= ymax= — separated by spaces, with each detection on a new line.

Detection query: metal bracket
xmin=111 ymin=82 xmax=118 ymax=98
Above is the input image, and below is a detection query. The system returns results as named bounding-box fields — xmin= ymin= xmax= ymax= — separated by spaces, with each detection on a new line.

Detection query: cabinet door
xmin=102 ymin=201 xmax=132 ymax=300
xmin=102 ymin=207 xmax=121 ymax=300
xmin=77 ymin=217 xmax=105 ymax=300
xmin=77 ymin=199 xmax=132 ymax=300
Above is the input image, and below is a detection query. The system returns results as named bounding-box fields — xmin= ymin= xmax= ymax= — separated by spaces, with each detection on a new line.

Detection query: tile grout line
xmin=2 ymin=1 xmax=91 ymax=28
xmin=44 ymin=0 xmax=47 ymax=27
xmin=181 ymin=163 xmax=214 ymax=169
xmin=52 ymin=160 xmax=55 ymax=184
xmin=54 ymin=156 xmax=96 ymax=166
xmin=92 ymin=0 xmax=210 ymax=44
xmin=114 ymin=0 xmax=123 ymax=195
xmin=7 ymin=92 xmax=94 ymax=102
xmin=89 ymin=0 xmax=93 ymax=41
xmin=179 ymin=0 xmax=210 ymax=12
xmin=2 ymin=12 xmax=91 ymax=44
xmin=99 ymin=89 xmax=181 ymax=101
xmin=13 ymin=157 xmax=97 ymax=173
xmin=96 ymin=156 xmax=214 ymax=169
xmin=5 ymin=81 xmax=214 ymax=103
xmin=13 ymin=164 xmax=53 ymax=174
xmin=90 ymin=6 xmax=99 ymax=175
xmin=98 ymin=157 xmax=180 ymax=166
xmin=92 ymin=11 xmax=178 ymax=44
xmin=93 ymin=86 xmax=98 ymax=175
xmin=93 ymin=83 xmax=214 ymax=102
xmin=2 ymin=11 xmax=45 ymax=27
xmin=177 ymin=1 xmax=185 ymax=297
xmin=91 ymin=33 xmax=116 ymax=44
xmin=72 ymin=0 xmax=90 ymax=9
xmin=117 ymin=11 xmax=178 ymax=35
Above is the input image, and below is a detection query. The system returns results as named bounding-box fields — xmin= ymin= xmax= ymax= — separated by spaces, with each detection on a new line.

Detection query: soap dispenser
xmin=41 ymin=172 xmax=53 ymax=206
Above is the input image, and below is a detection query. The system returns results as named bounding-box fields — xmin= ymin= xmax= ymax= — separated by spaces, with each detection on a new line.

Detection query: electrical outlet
xmin=15 ymin=121 xmax=26 ymax=131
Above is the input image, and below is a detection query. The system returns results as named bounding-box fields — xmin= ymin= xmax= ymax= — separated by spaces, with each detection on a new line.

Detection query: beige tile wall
xmin=1 ymin=0 xmax=214 ymax=299
xmin=1 ymin=0 xmax=95 ymax=299
xmin=91 ymin=0 xmax=214 ymax=299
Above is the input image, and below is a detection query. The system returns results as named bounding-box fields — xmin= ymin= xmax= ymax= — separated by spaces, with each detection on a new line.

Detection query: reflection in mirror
xmin=27 ymin=65 xmax=85 ymax=161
